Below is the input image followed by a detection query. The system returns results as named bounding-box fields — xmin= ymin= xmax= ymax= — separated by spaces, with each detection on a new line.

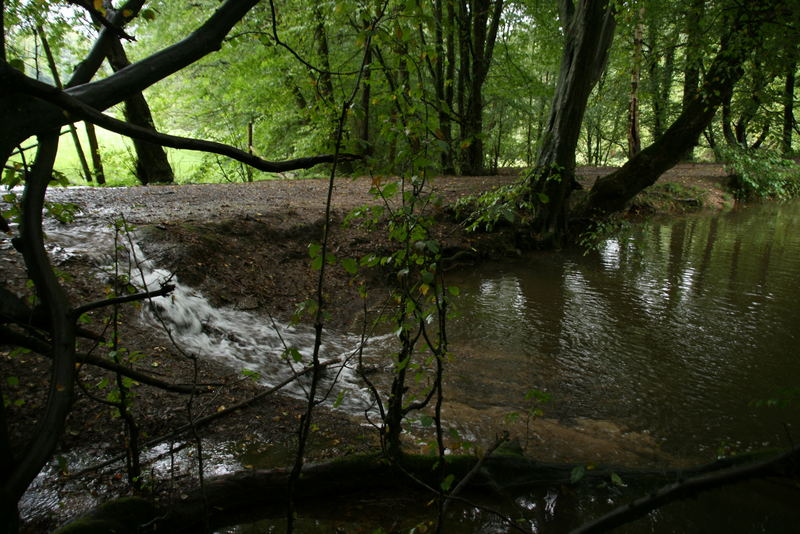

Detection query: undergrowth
xmin=721 ymin=148 xmax=800 ymax=200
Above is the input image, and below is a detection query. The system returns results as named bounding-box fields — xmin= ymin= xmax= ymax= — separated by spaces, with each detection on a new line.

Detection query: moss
xmin=630 ymin=182 xmax=709 ymax=215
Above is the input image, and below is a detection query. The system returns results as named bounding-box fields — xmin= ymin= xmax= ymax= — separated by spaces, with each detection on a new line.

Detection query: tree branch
xmin=0 ymin=325 xmax=213 ymax=394
xmin=73 ymin=284 xmax=175 ymax=317
xmin=572 ymin=445 xmax=800 ymax=533
xmin=66 ymin=0 xmax=136 ymax=42
xmin=67 ymin=0 xmax=146 ymax=87
xmin=5 ymin=132 xmax=76 ymax=503
xmin=4 ymin=67 xmax=359 ymax=173
xmin=67 ymin=358 xmax=342 ymax=479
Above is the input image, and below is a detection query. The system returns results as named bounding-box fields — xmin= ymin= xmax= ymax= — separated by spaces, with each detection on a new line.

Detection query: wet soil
xmin=1 ymin=165 xmax=732 ymax=531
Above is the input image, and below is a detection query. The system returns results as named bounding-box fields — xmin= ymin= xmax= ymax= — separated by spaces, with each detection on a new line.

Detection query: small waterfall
xmin=42 ymin=220 xmax=385 ymax=412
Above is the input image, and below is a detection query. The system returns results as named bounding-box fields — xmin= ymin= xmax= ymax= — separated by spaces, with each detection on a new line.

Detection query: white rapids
xmin=41 ymin=219 xmax=391 ymax=412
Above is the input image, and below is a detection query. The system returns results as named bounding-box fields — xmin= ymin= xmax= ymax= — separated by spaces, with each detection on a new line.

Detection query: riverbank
xmin=1 ymin=164 xmax=735 ymax=531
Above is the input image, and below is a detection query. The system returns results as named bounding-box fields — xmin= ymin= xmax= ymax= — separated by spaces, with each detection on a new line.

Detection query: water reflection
xmin=447 ymin=201 xmax=800 ymax=460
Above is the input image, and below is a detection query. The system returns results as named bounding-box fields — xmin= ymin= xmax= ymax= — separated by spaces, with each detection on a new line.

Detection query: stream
xmin=13 ymin=199 xmax=800 ymax=532
xmin=216 ymin=201 xmax=800 ymax=531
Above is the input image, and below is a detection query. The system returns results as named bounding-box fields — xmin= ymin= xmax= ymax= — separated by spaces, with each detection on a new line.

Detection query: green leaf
xmin=333 ymin=390 xmax=345 ymax=408
xmin=6 ymin=376 xmax=19 ymax=387
xmin=341 ymin=257 xmax=358 ymax=274
xmin=419 ymin=414 xmax=434 ymax=427
xmin=440 ymin=474 xmax=455 ymax=492
xmin=241 ymin=369 xmax=261 ymax=381
xmin=447 ymin=286 xmax=460 ymax=296
xmin=610 ymin=472 xmax=625 ymax=487
xmin=570 ymin=465 xmax=586 ymax=484
xmin=381 ymin=181 xmax=399 ymax=198
xmin=538 ymin=192 xmax=550 ymax=204
xmin=284 ymin=348 xmax=303 ymax=363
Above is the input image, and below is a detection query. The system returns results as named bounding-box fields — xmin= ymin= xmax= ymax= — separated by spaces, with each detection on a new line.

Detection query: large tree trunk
xmin=526 ymin=0 xmax=616 ymax=245
xmin=106 ymin=38 xmax=174 ymax=184
xmin=577 ymin=4 xmax=774 ymax=222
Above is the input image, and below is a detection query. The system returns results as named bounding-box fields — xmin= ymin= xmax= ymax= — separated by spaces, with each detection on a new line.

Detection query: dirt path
xmin=43 ymin=163 xmax=730 ymax=225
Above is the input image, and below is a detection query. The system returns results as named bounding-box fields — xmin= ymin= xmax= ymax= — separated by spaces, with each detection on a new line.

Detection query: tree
xmin=578 ymin=0 xmax=786 ymax=221
xmin=453 ymin=0 xmax=504 ymax=175
xmin=525 ymin=0 xmax=617 ymax=245
xmin=0 ymin=1 xmax=356 ymax=529
xmin=105 ymin=34 xmax=175 ymax=184
xmin=520 ymin=0 xmax=787 ymax=245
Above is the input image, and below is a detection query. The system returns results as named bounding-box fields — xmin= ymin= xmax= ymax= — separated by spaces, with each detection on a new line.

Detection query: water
xmin=41 ymin=221 xmax=379 ymax=412
xmin=444 ymin=201 xmax=800 ymax=463
xmin=19 ymin=200 xmax=800 ymax=532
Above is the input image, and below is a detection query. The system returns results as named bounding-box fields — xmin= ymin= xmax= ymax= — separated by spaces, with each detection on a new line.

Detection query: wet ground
xmin=1 ymin=165 xmax=732 ymax=531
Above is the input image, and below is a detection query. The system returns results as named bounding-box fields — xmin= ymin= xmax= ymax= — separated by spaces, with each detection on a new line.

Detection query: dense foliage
xmin=4 ymin=0 xmax=797 ymax=185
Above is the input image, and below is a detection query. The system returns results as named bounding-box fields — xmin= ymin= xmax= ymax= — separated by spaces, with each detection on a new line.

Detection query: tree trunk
xmin=106 ymin=38 xmax=174 ymax=184
xmin=578 ymin=4 xmax=771 ymax=222
xmin=627 ymin=6 xmax=644 ymax=158
xmin=84 ymin=122 xmax=106 ymax=184
xmin=782 ymin=60 xmax=796 ymax=157
xmin=458 ymin=0 xmax=504 ymax=175
xmin=37 ymin=25 xmax=94 ymax=183
xmin=526 ymin=0 xmax=616 ymax=245
xmin=680 ymin=0 xmax=704 ymax=161
xmin=431 ymin=0 xmax=455 ymax=173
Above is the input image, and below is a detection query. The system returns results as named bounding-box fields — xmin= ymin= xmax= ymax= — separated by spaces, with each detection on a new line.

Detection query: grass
xmin=52 ymin=126 xmax=208 ymax=186
xmin=9 ymin=125 xmax=242 ymax=187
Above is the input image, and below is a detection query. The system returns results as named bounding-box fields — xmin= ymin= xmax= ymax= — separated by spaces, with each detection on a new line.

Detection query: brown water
xmin=444 ymin=201 xmax=800 ymax=460
xmin=221 ymin=201 xmax=800 ymax=533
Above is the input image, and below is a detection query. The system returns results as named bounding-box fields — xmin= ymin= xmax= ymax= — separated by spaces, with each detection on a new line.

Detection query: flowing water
xmin=15 ymin=199 xmax=800 ymax=532
xmin=215 ymin=201 xmax=800 ymax=532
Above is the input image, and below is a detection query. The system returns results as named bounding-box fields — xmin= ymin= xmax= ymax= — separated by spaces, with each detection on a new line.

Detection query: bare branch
xmin=67 ymin=358 xmax=342 ymax=479
xmin=0 ymin=325 xmax=210 ymax=394
xmin=5 ymin=67 xmax=360 ymax=173
xmin=73 ymin=284 xmax=175 ymax=317
xmin=573 ymin=445 xmax=800 ymax=534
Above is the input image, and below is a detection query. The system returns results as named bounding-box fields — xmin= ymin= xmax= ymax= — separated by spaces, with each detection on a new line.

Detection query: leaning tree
xmin=524 ymin=0 xmax=792 ymax=246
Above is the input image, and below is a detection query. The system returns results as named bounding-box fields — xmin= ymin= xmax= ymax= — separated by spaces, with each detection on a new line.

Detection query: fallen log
xmin=54 ymin=447 xmax=799 ymax=533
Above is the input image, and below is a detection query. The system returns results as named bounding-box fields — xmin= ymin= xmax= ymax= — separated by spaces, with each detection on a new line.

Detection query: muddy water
xmin=446 ymin=201 xmax=800 ymax=462
xmin=225 ymin=202 xmax=800 ymax=533
xmin=20 ymin=199 xmax=800 ymax=532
